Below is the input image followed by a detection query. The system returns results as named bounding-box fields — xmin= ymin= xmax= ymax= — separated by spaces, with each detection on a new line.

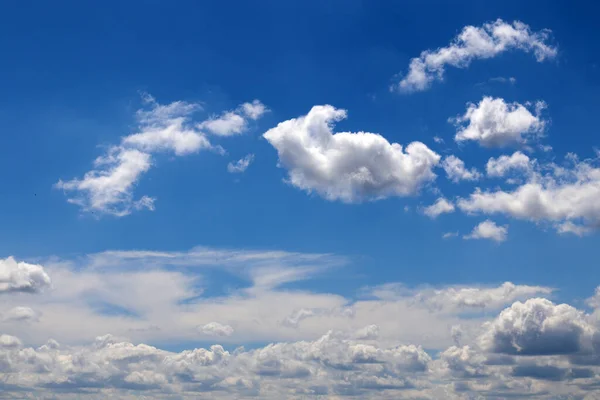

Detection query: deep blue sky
xmin=1 ymin=0 xmax=599 ymax=303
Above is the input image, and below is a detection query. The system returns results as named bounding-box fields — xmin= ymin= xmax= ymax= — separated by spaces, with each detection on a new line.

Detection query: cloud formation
xmin=486 ymin=151 xmax=533 ymax=178
xmin=442 ymin=155 xmax=482 ymax=182
xmin=227 ymin=154 xmax=255 ymax=173
xmin=56 ymin=95 xmax=266 ymax=216
xmin=422 ymin=197 xmax=455 ymax=218
xmin=394 ymin=19 xmax=557 ymax=92
xmin=458 ymin=154 xmax=600 ymax=233
xmin=263 ymin=105 xmax=440 ymax=202
xmin=200 ymin=322 xmax=234 ymax=337
xmin=464 ymin=220 xmax=508 ymax=242
xmin=0 ymin=257 xmax=51 ymax=294
xmin=453 ymin=97 xmax=547 ymax=147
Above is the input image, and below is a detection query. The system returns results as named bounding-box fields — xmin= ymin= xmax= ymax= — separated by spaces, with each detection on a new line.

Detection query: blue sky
xmin=2 ymin=1 xmax=600 ymax=398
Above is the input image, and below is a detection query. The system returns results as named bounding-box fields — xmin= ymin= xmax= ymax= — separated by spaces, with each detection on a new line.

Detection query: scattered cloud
xmin=442 ymin=155 xmax=482 ymax=182
xmin=263 ymin=105 xmax=440 ymax=202
xmin=227 ymin=154 xmax=255 ymax=173
xmin=198 ymin=100 xmax=267 ymax=136
xmin=453 ymin=97 xmax=547 ymax=147
xmin=422 ymin=197 xmax=455 ymax=218
xmin=458 ymin=154 xmax=600 ymax=233
xmin=464 ymin=220 xmax=508 ymax=242
xmin=56 ymin=95 xmax=266 ymax=216
xmin=393 ymin=19 xmax=556 ymax=93
xmin=433 ymin=136 xmax=444 ymax=144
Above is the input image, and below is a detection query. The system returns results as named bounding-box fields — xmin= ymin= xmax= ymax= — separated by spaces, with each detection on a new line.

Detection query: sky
xmin=1 ymin=0 xmax=600 ymax=398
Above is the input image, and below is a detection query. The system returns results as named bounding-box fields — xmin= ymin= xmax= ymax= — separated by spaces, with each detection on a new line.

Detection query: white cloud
xmin=442 ymin=155 xmax=482 ymax=182
xmin=122 ymin=94 xmax=211 ymax=155
xmin=0 ymin=257 xmax=51 ymax=294
xmin=263 ymin=105 xmax=441 ymax=202
xmin=394 ymin=19 xmax=556 ymax=93
xmin=57 ymin=95 xmax=266 ymax=216
xmin=241 ymin=99 xmax=268 ymax=120
xmin=56 ymin=148 xmax=154 ymax=217
xmin=3 ymin=306 xmax=38 ymax=322
xmin=442 ymin=231 xmax=458 ymax=239
xmin=486 ymin=151 xmax=532 ymax=177
xmin=200 ymin=322 xmax=234 ymax=337
xmin=479 ymin=298 xmax=593 ymax=355
xmin=369 ymin=281 xmax=551 ymax=312
xmin=458 ymin=155 xmax=600 ymax=232
xmin=464 ymin=220 xmax=508 ymax=242
xmin=198 ymin=100 xmax=267 ymax=136
xmin=433 ymin=136 xmax=444 ymax=144
xmin=422 ymin=197 xmax=455 ymax=218
xmin=450 ymin=97 xmax=546 ymax=147
xmin=453 ymin=97 xmax=547 ymax=147
xmin=354 ymin=324 xmax=380 ymax=340
xmin=227 ymin=154 xmax=254 ymax=173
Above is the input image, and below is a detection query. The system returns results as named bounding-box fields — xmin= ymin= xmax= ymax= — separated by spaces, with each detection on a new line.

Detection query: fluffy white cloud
xmin=394 ymin=19 xmax=556 ymax=92
xmin=442 ymin=155 xmax=482 ymax=182
xmin=0 ymin=257 xmax=51 ymax=294
xmin=57 ymin=95 xmax=266 ymax=216
xmin=198 ymin=100 xmax=267 ymax=136
xmin=422 ymin=197 xmax=455 ymax=218
xmin=453 ymin=97 xmax=547 ymax=147
xmin=486 ymin=151 xmax=532 ymax=177
xmin=263 ymin=105 xmax=441 ymax=202
xmin=200 ymin=322 xmax=234 ymax=337
xmin=464 ymin=220 xmax=508 ymax=242
xmin=458 ymin=155 xmax=600 ymax=232
xmin=227 ymin=154 xmax=254 ymax=173
xmin=479 ymin=298 xmax=594 ymax=355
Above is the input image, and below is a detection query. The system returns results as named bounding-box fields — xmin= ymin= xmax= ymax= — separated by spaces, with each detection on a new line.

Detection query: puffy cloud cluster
xmin=479 ymin=298 xmax=594 ymax=356
xmin=263 ymin=105 xmax=440 ymax=202
xmin=56 ymin=94 xmax=266 ymax=216
xmin=0 ymin=329 xmax=435 ymax=398
xmin=394 ymin=19 xmax=557 ymax=92
xmin=453 ymin=97 xmax=547 ymax=147
xmin=458 ymin=154 xmax=600 ymax=234
xmin=0 ymin=257 xmax=51 ymax=294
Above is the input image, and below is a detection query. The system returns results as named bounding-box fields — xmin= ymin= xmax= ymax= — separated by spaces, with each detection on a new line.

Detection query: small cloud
xmin=422 ymin=198 xmax=455 ymax=218
xmin=199 ymin=322 xmax=234 ymax=337
xmin=433 ymin=136 xmax=444 ymax=144
xmin=464 ymin=220 xmax=508 ymax=242
xmin=227 ymin=154 xmax=255 ymax=174
xmin=442 ymin=232 xmax=458 ymax=239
